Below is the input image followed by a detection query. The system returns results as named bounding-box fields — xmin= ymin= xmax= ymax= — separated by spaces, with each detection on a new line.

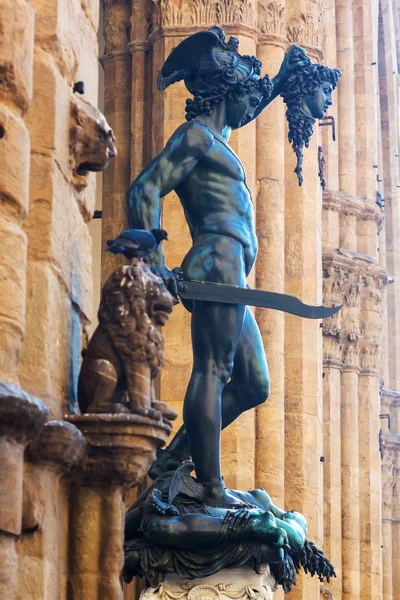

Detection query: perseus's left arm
xmin=250 ymin=74 xmax=284 ymax=121
xmin=242 ymin=44 xmax=309 ymax=126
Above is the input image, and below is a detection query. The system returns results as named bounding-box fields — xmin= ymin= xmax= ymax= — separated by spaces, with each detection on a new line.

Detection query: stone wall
xmin=0 ymin=0 xmax=399 ymax=599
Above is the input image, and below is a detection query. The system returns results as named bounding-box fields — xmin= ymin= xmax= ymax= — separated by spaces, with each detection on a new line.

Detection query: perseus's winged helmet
xmin=157 ymin=25 xmax=263 ymax=95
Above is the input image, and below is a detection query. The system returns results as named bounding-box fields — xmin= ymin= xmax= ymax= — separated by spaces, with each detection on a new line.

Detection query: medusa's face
xmin=302 ymin=82 xmax=333 ymax=119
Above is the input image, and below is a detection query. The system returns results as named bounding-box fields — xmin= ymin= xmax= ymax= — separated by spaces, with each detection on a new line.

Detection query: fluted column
xmin=321 ymin=0 xmax=339 ymax=190
xmin=352 ymin=0 xmax=378 ymax=202
xmin=101 ymin=0 xmax=132 ymax=282
xmin=341 ymin=273 xmax=362 ymax=600
xmin=129 ymin=0 xmax=152 ymax=179
xmin=322 ymin=257 xmax=344 ymax=600
xmin=358 ymin=268 xmax=386 ymax=600
xmin=336 ymin=0 xmax=357 ymax=196
xmin=254 ymin=1 xmax=286 ymax=510
xmin=378 ymin=0 xmax=400 ymax=392
xmin=380 ymin=390 xmax=396 ymax=600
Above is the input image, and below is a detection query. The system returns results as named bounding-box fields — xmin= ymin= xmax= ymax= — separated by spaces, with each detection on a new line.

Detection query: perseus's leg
xmin=219 ymin=305 xmax=270 ymax=426
xmin=184 ymin=298 xmax=246 ymax=489
xmin=149 ymin=307 xmax=269 ymax=477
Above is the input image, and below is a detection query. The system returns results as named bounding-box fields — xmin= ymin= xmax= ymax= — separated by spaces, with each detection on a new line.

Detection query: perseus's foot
xmin=202 ymin=478 xmax=249 ymax=508
xmin=147 ymin=488 xmax=179 ymax=517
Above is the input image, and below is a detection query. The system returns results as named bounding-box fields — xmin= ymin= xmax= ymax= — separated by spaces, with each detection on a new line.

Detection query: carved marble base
xmin=140 ymin=567 xmax=278 ymax=600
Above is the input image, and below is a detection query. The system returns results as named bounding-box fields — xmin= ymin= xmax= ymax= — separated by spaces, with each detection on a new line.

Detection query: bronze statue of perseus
xmin=126 ymin=26 xmax=341 ymax=508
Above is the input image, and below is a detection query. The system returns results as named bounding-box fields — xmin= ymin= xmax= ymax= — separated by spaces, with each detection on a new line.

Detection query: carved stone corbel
xmin=70 ymin=95 xmax=117 ymax=190
xmin=21 ymin=420 xmax=86 ymax=532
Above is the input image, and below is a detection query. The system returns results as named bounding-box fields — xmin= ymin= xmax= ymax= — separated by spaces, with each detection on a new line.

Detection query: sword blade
xmin=177 ymin=280 xmax=342 ymax=319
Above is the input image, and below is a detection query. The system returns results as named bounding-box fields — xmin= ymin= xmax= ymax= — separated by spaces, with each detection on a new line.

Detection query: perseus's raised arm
xmin=126 ymin=122 xmax=214 ymax=268
xmin=243 ymin=45 xmax=309 ymax=126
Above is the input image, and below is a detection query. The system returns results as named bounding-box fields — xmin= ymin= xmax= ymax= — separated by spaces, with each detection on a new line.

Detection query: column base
xmin=140 ymin=567 xmax=277 ymax=600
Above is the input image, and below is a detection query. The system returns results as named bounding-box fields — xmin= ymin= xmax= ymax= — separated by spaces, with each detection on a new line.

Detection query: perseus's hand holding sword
xmin=126 ymin=26 xmax=341 ymax=507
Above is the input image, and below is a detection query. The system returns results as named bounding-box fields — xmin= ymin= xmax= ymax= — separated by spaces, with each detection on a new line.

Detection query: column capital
xmin=258 ymin=1 xmax=286 ymax=39
xmin=149 ymin=0 xmax=257 ymax=33
xmin=67 ymin=413 xmax=171 ymax=488
xmin=102 ymin=0 xmax=131 ymax=56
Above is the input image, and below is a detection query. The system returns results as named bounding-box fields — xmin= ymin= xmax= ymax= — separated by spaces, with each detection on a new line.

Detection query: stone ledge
xmin=323 ymin=189 xmax=384 ymax=226
xmin=67 ymin=413 xmax=171 ymax=488
xmin=26 ymin=419 xmax=86 ymax=473
xmin=0 ymin=381 xmax=49 ymax=443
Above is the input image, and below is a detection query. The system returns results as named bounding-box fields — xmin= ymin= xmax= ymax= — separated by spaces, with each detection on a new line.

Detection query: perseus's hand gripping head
xmin=157 ymin=25 xmax=272 ymax=124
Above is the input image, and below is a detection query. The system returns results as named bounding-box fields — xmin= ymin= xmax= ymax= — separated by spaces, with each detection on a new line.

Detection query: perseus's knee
xmin=249 ymin=376 xmax=270 ymax=408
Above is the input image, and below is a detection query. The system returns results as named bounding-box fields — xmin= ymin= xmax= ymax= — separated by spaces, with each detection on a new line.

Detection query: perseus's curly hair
xmin=185 ymin=54 xmax=272 ymax=124
xmin=281 ymin=50 xmax=341 ymax=185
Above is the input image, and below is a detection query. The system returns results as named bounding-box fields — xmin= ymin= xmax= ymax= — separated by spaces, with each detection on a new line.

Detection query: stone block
xmin=32 ymin=0 xmax=98 ymax=92
xmin=0 ymin=105 xmax=30 ymax=217
xmin=0 ymin=0 xmax=34 ymax=111
xmin=25 ymin=155 xmax=93 ymax=319
xmin=27 ymin=54 xmax=70 ymax=180
xmin=18 ymin=263 xmax=72 ymax=417
xmin=0 ymin=220 xmax=27 ymax=382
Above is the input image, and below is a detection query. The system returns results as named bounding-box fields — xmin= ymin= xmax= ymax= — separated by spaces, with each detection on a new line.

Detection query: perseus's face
xmin=225 ymin=87 xmax=263 ymax=129
xmin=302 ymin=82 xmax=333 ymax=119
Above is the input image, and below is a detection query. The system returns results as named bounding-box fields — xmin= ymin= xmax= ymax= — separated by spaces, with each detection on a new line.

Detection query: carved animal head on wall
xmin=70 ymin=96 xmax=117 ymax=187
xmin=280 ymin=46 xmax=341 ymax=186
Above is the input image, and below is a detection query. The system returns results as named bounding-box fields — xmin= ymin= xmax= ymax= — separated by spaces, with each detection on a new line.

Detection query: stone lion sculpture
xmin=70 ymin=95 xmax=117 ymax=185
xmin=78 ymin=259 xmax=176 ymax=421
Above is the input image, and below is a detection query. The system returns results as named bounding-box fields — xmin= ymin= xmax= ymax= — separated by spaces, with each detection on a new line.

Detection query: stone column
xmin=358 ymin=267 xmax=386 ymax=600
xmin=341 ymin=272 xmax=362 ymax=600
xmin=129 ymin=0 xmax=152 ymax=179
xmin=352 ymin=0 xmax=378 ymax=202
xmin=379 ymin=0 xmax=400 ymax=391
xmin=67 ymin=413 xmax=171 ymax=600
xmin=16 ymin=420 xmax=85 ymax=600
xmin=380 ymin=389 xmax=397 ymax=600
xmin=284 ymin=3 xmax=324 ymax=598
xmin=321 ymin=0 xmax=339 ymax=190
xmin=322 ymin=255 xmax=344 ymax=600
xmin=0 ymin=382 xmax=49 ymax=600
xmin=101 ymin=0 xmax=132 ymax=282
xmin=335 ymin=0 xmax=357 ymax=196
xmin=254 ymin=1 xmax=286 ymax=510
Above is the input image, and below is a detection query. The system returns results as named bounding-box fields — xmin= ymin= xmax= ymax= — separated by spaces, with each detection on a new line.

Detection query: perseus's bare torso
xmin=176 ymin=124 xmax=258 ymax=278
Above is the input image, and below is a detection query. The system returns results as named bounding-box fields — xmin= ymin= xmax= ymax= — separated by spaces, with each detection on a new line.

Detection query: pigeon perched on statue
xmin=107 ymin=228 xmax=168 ymax=260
